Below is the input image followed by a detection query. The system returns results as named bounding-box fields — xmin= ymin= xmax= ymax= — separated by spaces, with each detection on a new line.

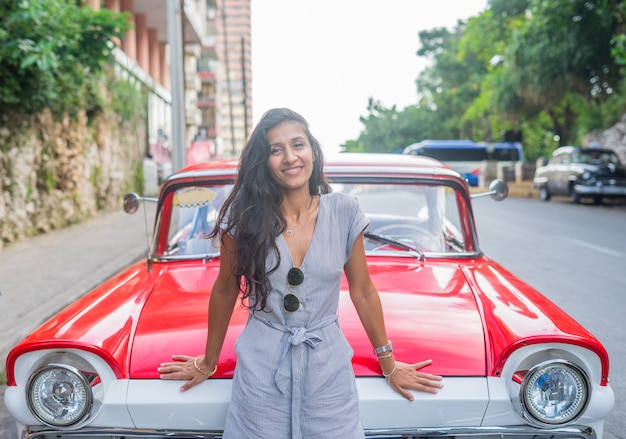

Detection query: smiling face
xmin=266 ymin=121 xmax=316 ymax=193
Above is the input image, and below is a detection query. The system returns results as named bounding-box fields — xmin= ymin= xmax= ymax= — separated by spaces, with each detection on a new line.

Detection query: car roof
xmin=326 ymin=152 xmax=450 ymax=170
xmin=552 ymin=145 xmax=615 ymax=155
xmin=171 ymin=153 xmax=458 ymax=179
xmin=403 ymin=139 xmax=479 ymax=153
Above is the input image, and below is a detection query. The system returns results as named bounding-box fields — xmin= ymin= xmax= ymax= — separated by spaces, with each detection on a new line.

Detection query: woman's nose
xmin=283 ymin=146 xmax=296 ymax=161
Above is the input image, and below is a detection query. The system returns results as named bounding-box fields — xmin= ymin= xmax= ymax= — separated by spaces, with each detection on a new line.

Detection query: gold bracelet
xmin=194 ymin=354 xmax=218 ymax=377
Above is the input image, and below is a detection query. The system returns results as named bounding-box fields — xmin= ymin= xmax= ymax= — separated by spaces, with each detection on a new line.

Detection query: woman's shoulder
xmin=322 ymin=191 xmax=356 ymax=204
xmin=321 ymin=192 xmax=359 ymax=212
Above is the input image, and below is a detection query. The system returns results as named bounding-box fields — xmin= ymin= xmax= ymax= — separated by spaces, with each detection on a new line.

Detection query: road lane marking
xmin=559 ymin=237 xmax=622 ymax=257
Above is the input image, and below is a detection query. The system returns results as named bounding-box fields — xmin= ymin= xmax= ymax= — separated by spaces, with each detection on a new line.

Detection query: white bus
xmin=403 ymin=139 xmax=523 ymax=186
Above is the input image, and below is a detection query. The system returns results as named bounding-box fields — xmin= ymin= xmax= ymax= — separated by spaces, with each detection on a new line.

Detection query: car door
xmin=552 ymin=151 xmax=571 ymax=195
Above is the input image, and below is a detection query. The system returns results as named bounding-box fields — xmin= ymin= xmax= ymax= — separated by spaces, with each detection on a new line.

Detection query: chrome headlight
xmin=26 ymin=364 xmax=93 ymax=427
xmin=518 ymin=360 xmax=590 ymax=427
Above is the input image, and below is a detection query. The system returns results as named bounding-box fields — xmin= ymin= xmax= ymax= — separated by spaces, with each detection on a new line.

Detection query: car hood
xmin=8 ymin=256 xmax=605 ymax=384
xmin=129 ymin=258 xmax=488 ymax=378
xmin=571 ymin=162 xmax=626 ymax=176
xmin=594 ymin=163 xmax=626 ymax=177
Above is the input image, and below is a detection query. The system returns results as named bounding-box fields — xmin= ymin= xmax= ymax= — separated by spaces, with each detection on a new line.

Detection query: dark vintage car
xmin=4 ymin=153 xmax=615 ymax=438
xmin=533 ymin=146 xmax=626 ymax=204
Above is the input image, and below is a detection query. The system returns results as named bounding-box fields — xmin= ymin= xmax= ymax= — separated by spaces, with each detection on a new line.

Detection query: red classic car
xmin=4 ymin=153 xmax=615 ymax=438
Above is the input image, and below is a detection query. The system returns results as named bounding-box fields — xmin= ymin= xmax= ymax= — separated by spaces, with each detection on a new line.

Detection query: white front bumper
xmin=5 ymin=376 xmax=614 ymax=437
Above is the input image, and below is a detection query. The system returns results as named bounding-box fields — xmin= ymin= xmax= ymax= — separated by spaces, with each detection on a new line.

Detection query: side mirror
xmin=471 ymin=179 xmax=509 ymax=201
xmin=123 ymin=192 xmax=158 ymax=214
xmin=123 ymin=193 xmax=141 ymax=214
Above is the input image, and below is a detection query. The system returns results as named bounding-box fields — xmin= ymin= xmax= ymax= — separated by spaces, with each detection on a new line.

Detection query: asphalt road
xmin=473 ymin=195 xmax=626 ymax=439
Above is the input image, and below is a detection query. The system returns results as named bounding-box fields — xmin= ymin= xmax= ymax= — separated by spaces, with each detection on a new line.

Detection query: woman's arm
xmin=344 ymin=232 xmax=443 ymax=400
xmin=158 ymin=233 xmax=240 ymax=391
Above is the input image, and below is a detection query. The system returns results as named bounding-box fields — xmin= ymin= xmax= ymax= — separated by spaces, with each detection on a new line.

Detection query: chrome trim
xmin=366 ymin=425 xmax=596 ymax=438
xmin=574 ymin=184 xmax=626 ymax=196
xmin=21 ymin=425 xmax=596 ymax=439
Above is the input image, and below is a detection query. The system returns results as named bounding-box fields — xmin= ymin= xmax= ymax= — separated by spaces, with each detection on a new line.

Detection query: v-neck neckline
xmin=281 ymin=194 xmax=323 ymax=269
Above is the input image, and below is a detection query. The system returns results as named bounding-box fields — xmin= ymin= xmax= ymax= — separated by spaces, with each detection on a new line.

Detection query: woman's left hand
xmin=158 ymin=354 xmax=212 ymax=392
xmin=386 ymin=359 xmax=443 ymax=401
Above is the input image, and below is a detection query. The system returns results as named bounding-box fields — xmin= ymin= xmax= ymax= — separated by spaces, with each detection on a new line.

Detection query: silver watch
xmin=373 ymin=340 xmax=393 ymax=355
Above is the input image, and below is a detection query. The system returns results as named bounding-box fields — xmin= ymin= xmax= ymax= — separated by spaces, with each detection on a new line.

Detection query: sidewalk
xmin=0 ymin=204 xmax=156 ymax=373
xmin=470 ymin=181 xmax=538 ymax=198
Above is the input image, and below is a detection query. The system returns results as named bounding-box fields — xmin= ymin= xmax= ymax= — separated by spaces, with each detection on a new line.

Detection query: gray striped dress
xmin=222 ymin=192 xmax=369 ymax=438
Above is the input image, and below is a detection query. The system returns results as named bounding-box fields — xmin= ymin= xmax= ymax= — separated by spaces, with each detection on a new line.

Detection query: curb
xmin=472 ymin=182 xmax=538 ymax=199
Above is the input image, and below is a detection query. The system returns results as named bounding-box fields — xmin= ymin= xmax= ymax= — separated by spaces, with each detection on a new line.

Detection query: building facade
xmin=213 ymin=0 xmax=253 ymax=157
xmin=86 ymin=0 xmax=251 ymax=168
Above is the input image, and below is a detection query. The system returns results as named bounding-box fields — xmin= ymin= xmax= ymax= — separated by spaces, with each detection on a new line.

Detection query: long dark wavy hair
xmin=210 ymin=108 xmax=332 ymax=311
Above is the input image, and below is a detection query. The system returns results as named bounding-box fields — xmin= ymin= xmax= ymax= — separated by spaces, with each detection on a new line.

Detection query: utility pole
xmin=241 ymin=36 xmax=248 ymax=140
xmin=222 ymin=3 xmax=236 ymax=156
xmin=167 ymin=0 xmax=186 ymax=171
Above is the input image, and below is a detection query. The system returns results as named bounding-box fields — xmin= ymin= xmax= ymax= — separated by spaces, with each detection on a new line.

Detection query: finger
xmin=159 ymin=372 xmax=180 ymax=380
xmin=158 ymin=361 xmax=192 ymax=373
xmin=397 ymin=378 xmax=441 ymax=395
xmin=158 ymin=360 xmax=181 ymax=367
xmin=158 ymin=363 xmax=195 ymax=379
xmin=171 ymin=354 xmax=194 ymax=362
xmin=159 ymin=359 xmax=191 ymax=369
xmin=412 ymin=374 xmax=444 ymax=390
xmin=411 ymin=359 xmax=433 ymax=369
xmin=416 ymin=372 xmax=444 ymax=381
xmin=397 ymin=362 xmax=443 ymax=381
xmin=394 ymin=385 xmax=415 ymax=401
xmin=157 ymin=363 xmax=182 ymax=372
xmin=180 ymin=375 xmax=205 ymax=392
xmin=414 ymin=383 xmax=440 ymax=394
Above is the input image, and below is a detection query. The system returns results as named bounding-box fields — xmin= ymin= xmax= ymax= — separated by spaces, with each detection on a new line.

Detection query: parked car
xmin=533 ymin=146 xmax=626 ymax=204
xmin=4 ymin=153 xmax=615 ymax=438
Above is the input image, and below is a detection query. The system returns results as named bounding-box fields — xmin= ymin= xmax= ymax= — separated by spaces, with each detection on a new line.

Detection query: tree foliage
xmin=342 ymin=98 xmax=457 ymax=153
xmin=0 ymin=0 xmax=130 ymax=116
xmin=345 ymin=0 xmax=626 ymax=161
xmin=415 ymin=24 xmax=485 ymax=140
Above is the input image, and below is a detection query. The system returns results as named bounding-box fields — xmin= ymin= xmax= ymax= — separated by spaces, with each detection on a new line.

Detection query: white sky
xmin=250 ymin=0 xmax=488 ymax=154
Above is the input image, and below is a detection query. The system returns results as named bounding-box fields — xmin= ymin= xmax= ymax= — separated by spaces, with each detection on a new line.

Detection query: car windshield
xmin=574 ymin=150 xmax=620 ymax=165
xmin=155 ymin=181 xmax=467 ymax=259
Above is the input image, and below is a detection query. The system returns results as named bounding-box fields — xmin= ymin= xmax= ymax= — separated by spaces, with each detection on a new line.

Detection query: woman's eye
xmin=270 ymin=147 xmax=282 ymax=154
xmin=294 ymin=142 xmax=305 ymax=148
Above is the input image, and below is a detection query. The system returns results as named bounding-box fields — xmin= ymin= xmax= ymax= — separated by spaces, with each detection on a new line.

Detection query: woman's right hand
xmin=157 ymin=354 xmax=215 ymax=392
xmin=385 ymin=359 xmax=443 ymax=401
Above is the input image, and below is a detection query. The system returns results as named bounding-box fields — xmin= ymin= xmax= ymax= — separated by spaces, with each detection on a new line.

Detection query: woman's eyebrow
xmin=269 ymin=136 xmax=305 ymax=147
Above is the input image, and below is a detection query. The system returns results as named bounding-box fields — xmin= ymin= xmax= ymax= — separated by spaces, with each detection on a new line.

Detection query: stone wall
xmin=584 ymin=113 xmax=626 ymax=163
xmin=0 ymin=107 xmax=146 ymax=250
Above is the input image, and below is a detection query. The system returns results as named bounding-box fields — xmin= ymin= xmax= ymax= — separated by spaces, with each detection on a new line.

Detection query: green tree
xmin=0 ymin=0 xmax=130 ymax=116
xmin=415 ymin=24 xmax=484 ymax=140
xmin=344 ymin=0 xmax=626 ymax=162
xmin=343 ymin=99 xmax=427 ymax=153
xmin=342 ymin=94 xmax=474 ymax=153
xmin=499 ymin=0 xmax=619 ymax=145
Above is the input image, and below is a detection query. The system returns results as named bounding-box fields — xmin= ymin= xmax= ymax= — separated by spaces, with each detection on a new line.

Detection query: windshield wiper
xmin=442 ymin=229 xmax=465 ymax=252
xmin=364 ymin=231 xmax=425 ymax=261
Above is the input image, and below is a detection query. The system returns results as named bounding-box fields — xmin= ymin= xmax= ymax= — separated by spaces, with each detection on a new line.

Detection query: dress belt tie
xmin=250 ymin=313 xmax=339 ymax=437
xmin=251 ymin=313 xmax=338 ymax=394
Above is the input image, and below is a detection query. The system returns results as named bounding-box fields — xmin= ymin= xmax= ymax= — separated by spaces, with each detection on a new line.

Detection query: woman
xmin=158 ymin=108 xmax=443 ymax=437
